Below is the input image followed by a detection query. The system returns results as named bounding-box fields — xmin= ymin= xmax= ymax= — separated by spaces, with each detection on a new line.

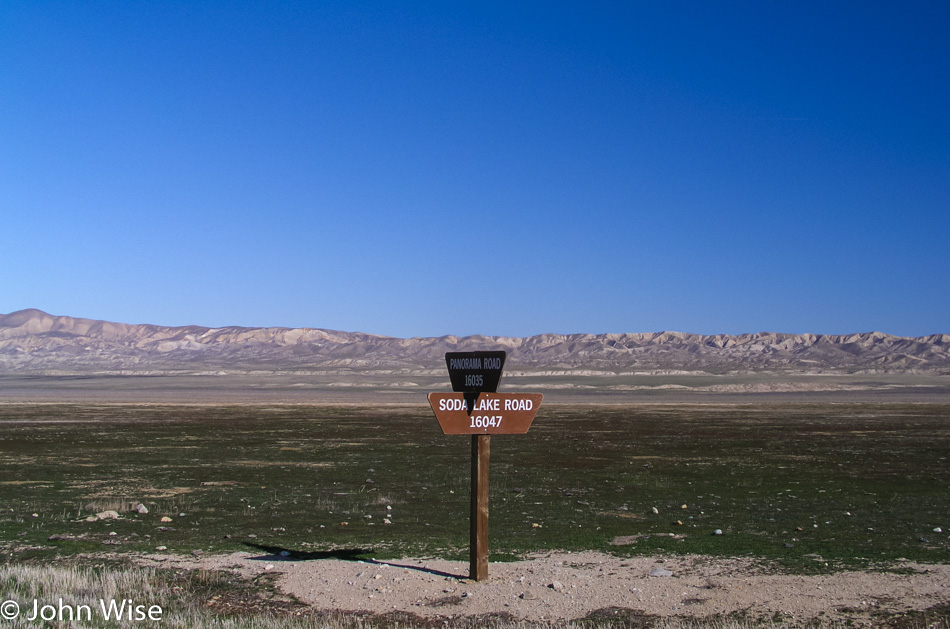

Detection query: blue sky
xmin=2 ymin=2 xmax=947 ymax=338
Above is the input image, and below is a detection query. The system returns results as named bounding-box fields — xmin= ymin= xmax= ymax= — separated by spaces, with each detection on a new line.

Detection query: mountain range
xmin=1 ymin=309 xmax=947 ymax=375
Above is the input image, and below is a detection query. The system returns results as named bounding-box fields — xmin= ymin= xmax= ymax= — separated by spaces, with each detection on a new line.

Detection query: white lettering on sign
xmin=504 ymin=397 xmax=533 ymax=411
xmin=473 ymin=397 xmax=500 ymax=411
xmin=439 ymin=398 xmax=468 ymax=412
xmin=464 ymin=374 xmax=484 ymax=387
xmin=439 ymin=396 xmax=533 ymax=413
xmin=470 ymin=415 xmax=502 ymax=429
xmin=449 ymin=357 xmax=482 ymax=370
xmin=448 ymin=357 xmax=503 ymax=372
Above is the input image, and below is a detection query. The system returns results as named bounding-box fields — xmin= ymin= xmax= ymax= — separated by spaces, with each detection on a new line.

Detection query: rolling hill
xmin=2 ymin=309 xmax=947 ymax=375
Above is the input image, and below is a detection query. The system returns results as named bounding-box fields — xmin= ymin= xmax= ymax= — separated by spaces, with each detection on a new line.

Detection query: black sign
xmin=445 ymin=351 xmax=506 ymax=399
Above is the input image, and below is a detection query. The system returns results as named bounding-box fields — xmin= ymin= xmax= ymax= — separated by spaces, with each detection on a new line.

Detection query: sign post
xmin=427 ymin=351 xmax=542 ymax=581
xmin=471 ymin=433 xmax=490 ymax=581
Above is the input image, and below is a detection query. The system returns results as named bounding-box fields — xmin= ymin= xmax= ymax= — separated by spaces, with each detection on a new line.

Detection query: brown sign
xmin=428 ymin=392 xmax=543 ymax=435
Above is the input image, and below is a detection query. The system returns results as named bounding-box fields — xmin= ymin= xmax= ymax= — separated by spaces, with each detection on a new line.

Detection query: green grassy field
xmin=1 ymin=403 xmax=948 ymax=573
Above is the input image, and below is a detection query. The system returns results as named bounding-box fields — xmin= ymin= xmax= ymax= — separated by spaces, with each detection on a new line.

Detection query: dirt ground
xmin=143 ymin=550 xmax=950 ymax=625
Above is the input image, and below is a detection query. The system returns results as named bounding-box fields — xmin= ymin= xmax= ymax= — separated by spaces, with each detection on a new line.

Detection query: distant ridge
xmin=1 ymin=309 xmax=948 ymax=375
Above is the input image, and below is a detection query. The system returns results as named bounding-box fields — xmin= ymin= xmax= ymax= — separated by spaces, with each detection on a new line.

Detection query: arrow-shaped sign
xmin=445 ymin=351 xmax=507 ymax=413
xmin=445 ymin=351 xmax=506 ymax=394
xmin=428 ymin=392 xmax=542 ymax=435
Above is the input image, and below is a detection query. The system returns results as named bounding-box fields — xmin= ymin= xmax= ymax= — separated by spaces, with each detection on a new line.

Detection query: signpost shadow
xmin=242 ymin=542 xmax=464 ymax=580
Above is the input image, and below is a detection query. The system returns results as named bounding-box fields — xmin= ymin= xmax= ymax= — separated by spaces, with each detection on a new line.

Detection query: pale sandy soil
xmin=142 ymin=550 xmax=950 ymax=625
xmin=3 ymin=372 xmax=949 ymax=405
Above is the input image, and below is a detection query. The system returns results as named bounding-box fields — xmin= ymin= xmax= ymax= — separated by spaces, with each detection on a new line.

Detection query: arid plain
xmin=2 ymin=309 xmax=949 ymax=627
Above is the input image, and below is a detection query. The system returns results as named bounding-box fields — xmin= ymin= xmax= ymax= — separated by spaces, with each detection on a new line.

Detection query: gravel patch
xmin=142 ymin=550 xmax=950 ymax=624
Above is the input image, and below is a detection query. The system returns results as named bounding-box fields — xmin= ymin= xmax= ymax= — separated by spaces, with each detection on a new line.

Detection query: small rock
xmin=179 ymin=513 xmax=186 ymax=517
xmin=681 ymin=504 xmax=688 ymax=510
xmin=192 ymin=550 xmax=204 ymax=557
xmin=676 ymin=520 xmax=683 ymax=526
xmin=134 ymin=503 xmax=148 ymax=515
xmin=934 ymin=527 xmax=943 ymax=533
xmin=649 ymin=568 xmax=673 ymax=578
xmin=919 ymin=537 xmax=930 ymax=543
xmin=247 ymin=533 xmax=257 ymax=538
xmin=156 ymin=546 xmax=167 ymax=551
xmin=784 ymin=543 xmax=795 ymax=548
xmin=279 ymin=550 xmax=291 ymax=557
xmin=96 ymin=510 xmax=121 ymax=521
xmin=712 ymin=529 xmax=723 ymax=536
xmin=548 ymin=581 xmax=566 ymax=591
xmin=386 ymin=505 xmax=392 ymax=511
xmin=264 ymin=564 xmax=274 ymax=570
xmin=520 ymin=592 xmax=538 ymax=600
xmin=109 ymin=531 xmax=117 ymax=536
xmin=160 ymin=516 xmax=173 ymax=523
xmin=651 ymin=507 xmax=659 ymax=515
xmin=31 ymin=513 xmax=39 ymax=518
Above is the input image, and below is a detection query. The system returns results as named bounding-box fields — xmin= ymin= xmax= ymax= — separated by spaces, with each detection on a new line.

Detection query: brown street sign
xmin=429 ymin=350 xmax=543 ymax=582
xmin=428 ymin=392 xmax=542 ymax=435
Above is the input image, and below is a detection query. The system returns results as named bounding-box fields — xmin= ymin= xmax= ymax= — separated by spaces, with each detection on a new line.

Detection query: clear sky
xmin=2 ymin=2 xmax=947 ymax=338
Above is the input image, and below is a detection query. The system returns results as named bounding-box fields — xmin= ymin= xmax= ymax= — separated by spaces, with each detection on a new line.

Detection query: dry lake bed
xmin=1 ymin=374 xmax=949 ymax=627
